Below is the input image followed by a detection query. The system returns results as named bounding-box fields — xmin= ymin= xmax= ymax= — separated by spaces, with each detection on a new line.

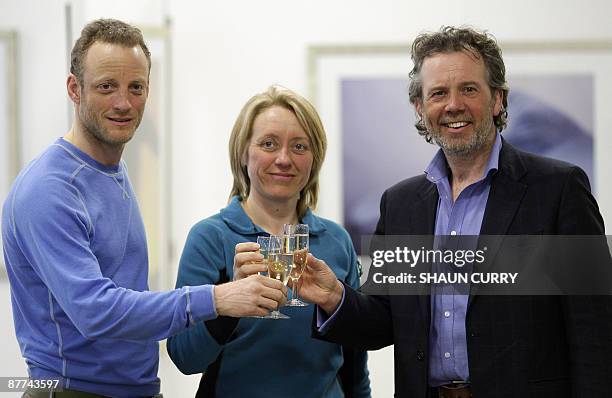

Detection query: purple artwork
xmin=341 ymin=75 xmax=594 ymax=250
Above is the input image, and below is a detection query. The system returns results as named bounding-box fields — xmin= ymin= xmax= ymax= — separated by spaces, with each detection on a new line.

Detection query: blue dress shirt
xmin=425 ymin=134 xmax=502 ymax=387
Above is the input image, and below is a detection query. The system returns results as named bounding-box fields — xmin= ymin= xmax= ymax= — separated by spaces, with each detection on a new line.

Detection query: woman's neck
xmin=242 ymin=195 xmax=299 ymax=235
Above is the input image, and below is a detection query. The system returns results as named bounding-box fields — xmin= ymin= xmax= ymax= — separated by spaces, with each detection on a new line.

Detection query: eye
xmin=97 ymin=83 xmax=114 ymax=92
xmin=463 ymin=86 xmax=478 ymax=95
xmin=131 ymin=83 xmax=145 ymax=94
xmin=293 ymin=142 xmax=310 ymax=153
xmin=258 ymin=139 xmax=278 ymax=151
xmin=429 ymin=90 xmax=445 ymax=100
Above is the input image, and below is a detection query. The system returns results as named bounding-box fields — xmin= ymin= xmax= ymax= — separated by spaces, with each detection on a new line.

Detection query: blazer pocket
xmin=527 ymin=376 xmax=570 ymax=397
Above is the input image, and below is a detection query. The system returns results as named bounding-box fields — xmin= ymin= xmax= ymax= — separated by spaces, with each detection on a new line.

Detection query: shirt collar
xmin=56 ymin=137 xmax=123 ymax=175
xmin=424 ymin=132 xmax=503 ymax=183
xmin=220 ymin=196 xmax=326 ymax=235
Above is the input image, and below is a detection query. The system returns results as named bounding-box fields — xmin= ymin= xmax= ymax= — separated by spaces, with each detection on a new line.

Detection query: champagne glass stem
xmin=294 ymin=277 xmax=300 ymax=302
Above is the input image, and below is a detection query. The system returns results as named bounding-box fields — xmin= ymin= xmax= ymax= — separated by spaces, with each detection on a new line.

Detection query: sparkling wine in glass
xmin=264 ymin=235 xmax=290 ymax=319
xmin=286 ymin=223 xmax=309 ymax=307
xmin=256 ymin=236 xmax=270 ymax=276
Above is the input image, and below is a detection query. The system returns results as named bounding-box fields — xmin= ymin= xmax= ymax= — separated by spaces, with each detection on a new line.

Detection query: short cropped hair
xmin=70 ymin=18 xmax=151 ymax=84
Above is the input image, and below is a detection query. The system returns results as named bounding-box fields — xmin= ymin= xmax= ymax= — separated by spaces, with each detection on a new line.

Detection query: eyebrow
xmin=460 ymin=80 xmax=482 ymax=87
xmin=425 ymin=80 xmax=483 ymax=92
xmin=254 ymin=133 xmax=310 ymax=142
xmin=93 ymin=75 xmax=147 ymax=82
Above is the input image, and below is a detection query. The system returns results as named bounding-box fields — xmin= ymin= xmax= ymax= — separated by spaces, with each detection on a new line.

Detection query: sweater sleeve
xmin=10 ymin=176 xmax=217 ymax=341
xmin=167 ymin=220 xmax=235 ymax=375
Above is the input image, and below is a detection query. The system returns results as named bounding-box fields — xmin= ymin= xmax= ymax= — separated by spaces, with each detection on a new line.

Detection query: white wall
xmin=0 ymin=2 xmax=68 ymax=396
xmin=1 ymin=0 xmax=612 ymax=396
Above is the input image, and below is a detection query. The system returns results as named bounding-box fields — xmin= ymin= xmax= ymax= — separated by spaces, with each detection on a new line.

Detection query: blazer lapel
xmin=415 ymin=182 xmax=438 ymax=327
xmin=416 ymin=182 xmax=438 ymax=234
xmin=469 ymin=142 xmax=528 ymax=308
xmin=480 ymin=174 xmax=527 ymax=235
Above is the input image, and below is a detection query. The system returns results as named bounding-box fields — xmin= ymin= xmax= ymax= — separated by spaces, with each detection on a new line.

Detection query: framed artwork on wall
xmin=308 ymin=41 xmax=612 ymax=254
xmin=0 ymin=30 xmax=19 ymax=276
xmin=64 ymin=3 xmax=176 ymax=290
xmin=121 ymin=22 xmax=174 ymax=290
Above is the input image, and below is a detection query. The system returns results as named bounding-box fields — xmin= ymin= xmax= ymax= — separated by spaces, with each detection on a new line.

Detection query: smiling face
xmin=70 ymin=41 xmax=149 ymax=148
xmin=245 ymin=105 xmax=314 ymax=205
xmin=415 ymin=50 xmax=502 ymax=157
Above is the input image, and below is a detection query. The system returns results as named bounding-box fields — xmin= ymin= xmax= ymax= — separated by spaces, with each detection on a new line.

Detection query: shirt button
xmin=416 ymin=350 xmax=425 ymax=361
xmin=444 ymin=311 xmax=451 ymax=317
xmin=444 ymin=352 xmax=451 ymax=359
xmin=450 ymin=230 xmax=457 ymax=236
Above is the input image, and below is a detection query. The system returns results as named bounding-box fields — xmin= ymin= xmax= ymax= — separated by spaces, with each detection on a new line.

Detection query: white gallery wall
xmin=1 ymin=0 xmax=612 ymax=396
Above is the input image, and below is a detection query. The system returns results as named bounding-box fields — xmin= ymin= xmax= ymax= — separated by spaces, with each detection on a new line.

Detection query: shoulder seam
xmin=53 ymin=143 xmax=123 ymax=177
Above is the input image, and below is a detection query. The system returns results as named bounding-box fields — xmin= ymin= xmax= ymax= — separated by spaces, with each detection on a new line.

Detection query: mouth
xmin=106 ymin=116 xmax=133 ymax=126
xmin=268 ymin=172 xmax=296 ymax=181
xmin=442 ymin=120 xmax=471 ymax=132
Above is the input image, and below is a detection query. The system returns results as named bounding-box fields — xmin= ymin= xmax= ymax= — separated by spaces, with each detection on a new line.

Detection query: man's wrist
xmin=212 ymin=284 xmax=225 ymax=316
xmin=321 ymin=280 xmax=344 ymax=315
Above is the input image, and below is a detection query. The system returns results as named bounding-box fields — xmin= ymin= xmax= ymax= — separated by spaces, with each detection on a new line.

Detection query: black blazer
xmin=315 ymin=141 xmax=612 ymax=397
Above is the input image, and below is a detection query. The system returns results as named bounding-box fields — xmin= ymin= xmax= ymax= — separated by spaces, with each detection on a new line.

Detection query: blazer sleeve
xmin=313 ymin=190 xmax=394 ymax=351
xmin=557 ymin=167 xmax=612 ymax=395
xmin=337 ymin=233 xmax=371 ymax=398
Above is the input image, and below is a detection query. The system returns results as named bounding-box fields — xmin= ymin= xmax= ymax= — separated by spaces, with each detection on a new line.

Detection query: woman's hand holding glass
xmin=233 ymin=241 xmax=267 ymax=280
xmin=233 ymin=236 xmax=291 ymax=319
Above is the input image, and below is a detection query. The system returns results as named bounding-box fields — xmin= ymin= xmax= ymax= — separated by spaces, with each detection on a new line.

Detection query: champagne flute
xmin=287 ymin=224 xmax=309 ymax=307
xmin=282 ymin=224 xmax=298 ymax=306
xmin=255 ymin=236 xmax=270 ymax=276
xmin=264 ymin=235 xmax=290 ymax=319
xmin=246 ymin=235 xmax=271 ymax=319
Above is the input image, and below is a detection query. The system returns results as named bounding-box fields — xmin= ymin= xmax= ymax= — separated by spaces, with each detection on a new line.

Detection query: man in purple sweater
xmin=2 ymin=19 xmax=285 ymax=398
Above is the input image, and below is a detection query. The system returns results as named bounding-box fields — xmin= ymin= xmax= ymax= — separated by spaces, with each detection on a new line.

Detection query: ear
xmin=414 ymin=100 xmax=424 ymax=119
xmin=492 ymin=89 xmax=503 ymax=117
xmin=66 ymin=74 xmax=81 ymax=105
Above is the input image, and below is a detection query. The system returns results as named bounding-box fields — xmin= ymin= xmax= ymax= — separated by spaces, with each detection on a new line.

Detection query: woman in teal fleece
xmin=167 ymin=85 xmax=370 ymax=397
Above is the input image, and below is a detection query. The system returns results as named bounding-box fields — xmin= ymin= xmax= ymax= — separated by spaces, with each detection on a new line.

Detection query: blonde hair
xmin=228 ymin=85 xmax=327 ymax=219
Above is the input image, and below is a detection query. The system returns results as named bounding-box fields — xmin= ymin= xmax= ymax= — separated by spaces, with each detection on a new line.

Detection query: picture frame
xmin=63 ymin=4 xmax=175 ymax=289
xmin=308 ymin=41 xmax=612 ymax=252
xmin=0 ymin=30 xmax=19 ymax=277
xmin=307 ymin=40 xmax=612 ymax=397
xmin=121 ymin=21 xmax=174 ymax=291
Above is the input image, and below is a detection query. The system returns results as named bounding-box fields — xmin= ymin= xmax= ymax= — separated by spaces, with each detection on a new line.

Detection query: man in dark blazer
xmin=299 ymin=26 xmax=612 ymax=398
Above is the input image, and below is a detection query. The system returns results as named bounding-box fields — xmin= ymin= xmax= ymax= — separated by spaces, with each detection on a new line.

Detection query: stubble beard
xmin=78 ymin=97 xmax=140 ymax=148
xmin=426 ymin=101 xmax=497 ymax=158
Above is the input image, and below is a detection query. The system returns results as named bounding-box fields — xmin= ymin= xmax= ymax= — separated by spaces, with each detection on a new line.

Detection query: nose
xmin=112 ymin=89 xmax=133 ymax=113
xmin=444 ymin=90 xmax=465 ymax=113
xmin=274 ymin=147 xmax=292 ymax=168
